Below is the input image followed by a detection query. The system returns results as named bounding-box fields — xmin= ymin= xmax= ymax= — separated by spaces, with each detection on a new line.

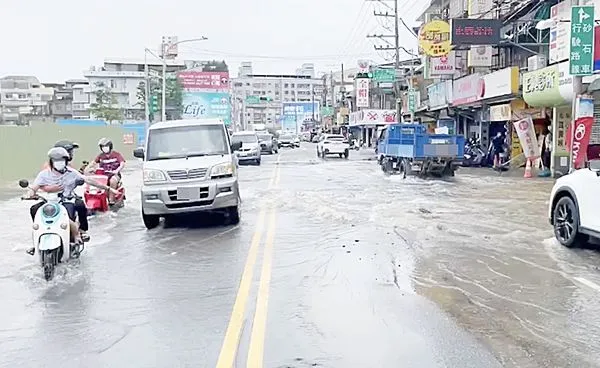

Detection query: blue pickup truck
xmin=376 ymin=123 xmax=465 ymax=178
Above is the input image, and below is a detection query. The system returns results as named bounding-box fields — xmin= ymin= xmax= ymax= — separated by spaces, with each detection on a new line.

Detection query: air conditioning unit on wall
xmin=527 ymin=55 xmax=548 ymax=71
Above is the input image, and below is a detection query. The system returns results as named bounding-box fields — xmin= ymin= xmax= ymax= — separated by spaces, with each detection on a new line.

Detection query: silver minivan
xmin=133 ymin=119 xmax=242 ymax=229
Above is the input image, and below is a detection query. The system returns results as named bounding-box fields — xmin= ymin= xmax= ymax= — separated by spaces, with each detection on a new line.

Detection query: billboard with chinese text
xmin=281 ymin=102 xmax=320 ymax=132
xmin=177 ymin=70 xmax=231 ymax=124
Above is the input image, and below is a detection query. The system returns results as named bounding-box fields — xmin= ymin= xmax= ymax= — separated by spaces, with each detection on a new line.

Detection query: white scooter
xmin=19 ymin=179 xmax=85 ymax=281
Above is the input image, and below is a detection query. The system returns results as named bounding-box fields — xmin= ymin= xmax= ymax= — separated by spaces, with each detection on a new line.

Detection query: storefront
xmin=478 ymin=66 xmax=520 ymax=163
xmin=348 ymin=109 xmax=397 ymax=147
xmin=427 ymin=80 xmax=453 ymax=133
xmin=522 ymin=61 xmax=580 ymax=175
xmin=451 ymin=73 xmax=485 ymax=145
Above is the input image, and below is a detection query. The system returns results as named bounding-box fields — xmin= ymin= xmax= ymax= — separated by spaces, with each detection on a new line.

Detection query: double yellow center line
xmin=216 ymin=163 xmax=281 ymax=367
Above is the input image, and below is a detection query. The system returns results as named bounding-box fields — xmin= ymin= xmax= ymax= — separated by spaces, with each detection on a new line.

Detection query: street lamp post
xmin=159 ymin=37 xmax=208 ymax=122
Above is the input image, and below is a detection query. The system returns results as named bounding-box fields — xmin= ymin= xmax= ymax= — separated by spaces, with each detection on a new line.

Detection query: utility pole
xmin=158 ymin=36 xmax=209 ymax=122
xmin=367 ymin=0 xmax=402 ymax=121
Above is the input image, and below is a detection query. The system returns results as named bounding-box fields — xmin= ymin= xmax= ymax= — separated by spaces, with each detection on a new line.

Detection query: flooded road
xmin=1 ymin=144 xmax=599 ymax=367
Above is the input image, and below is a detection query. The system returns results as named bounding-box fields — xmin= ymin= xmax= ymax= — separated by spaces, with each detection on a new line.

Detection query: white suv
xmin=549 ymin=161 xmax=600 ymax=247
xmin=317 ymin=134 xmax=350 ymax=159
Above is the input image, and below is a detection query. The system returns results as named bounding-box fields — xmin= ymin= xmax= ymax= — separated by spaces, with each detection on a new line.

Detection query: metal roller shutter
xmin=591 ymin=91 xmax=600 ymax=144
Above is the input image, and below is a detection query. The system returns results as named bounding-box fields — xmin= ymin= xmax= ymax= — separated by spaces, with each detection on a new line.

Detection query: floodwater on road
xmin=1 ymin=144 xmax=600 ymax=367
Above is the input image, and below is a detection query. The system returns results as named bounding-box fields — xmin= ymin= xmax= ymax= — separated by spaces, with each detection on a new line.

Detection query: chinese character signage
xmin=569 ymin=5 xmax=595 ymax=75
xmin=513 ymin=117 xmax=541 ymax=159
xmin=418 ymin=20 xmax=451 ymax=57
xmin=450 ymin=18 xmax=502 ymax=45
xmin=356 ymin=79 xmax=370 ymax=108
xmin=281 ymin=102 xmax=320 ymax=132
xmin=178 ymin=69 xmax=231 ymax=124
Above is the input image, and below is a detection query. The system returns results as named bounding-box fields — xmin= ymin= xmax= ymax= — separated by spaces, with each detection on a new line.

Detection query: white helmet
xmin=47 ymin=147 xmax=70 ymax=161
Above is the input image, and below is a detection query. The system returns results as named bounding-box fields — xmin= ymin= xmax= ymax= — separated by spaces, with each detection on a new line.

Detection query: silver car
xmin=231 ymin=131 xmax=262 ymax=165
xmin=133 ymin=119 xmax=242 ymax=229
xmin=257 ymin=133 xmax=278 ymax=154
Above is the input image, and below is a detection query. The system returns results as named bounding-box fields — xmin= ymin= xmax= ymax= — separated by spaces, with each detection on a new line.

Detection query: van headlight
xmin=211 ymin=162 xmax=234 ymax=177
xmin=143 ymin=169 xmax=166 ymax=183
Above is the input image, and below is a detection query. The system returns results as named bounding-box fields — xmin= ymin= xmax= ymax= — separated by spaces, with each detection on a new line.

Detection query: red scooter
xmin=82 ymin=165 xmax=125 ymax=213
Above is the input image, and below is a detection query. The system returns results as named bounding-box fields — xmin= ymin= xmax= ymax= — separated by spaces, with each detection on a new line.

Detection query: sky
xmin=2 ymin=0 xmax=426 ymax=83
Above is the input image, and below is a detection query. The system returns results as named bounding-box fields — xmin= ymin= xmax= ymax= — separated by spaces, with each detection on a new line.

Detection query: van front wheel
xmin=142 ymin=212 xmax=160 ymax=229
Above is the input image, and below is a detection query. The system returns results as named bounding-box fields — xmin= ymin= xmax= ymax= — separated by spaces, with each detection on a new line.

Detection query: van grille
xmin=167 ymin=168 xmax=208 ymax=180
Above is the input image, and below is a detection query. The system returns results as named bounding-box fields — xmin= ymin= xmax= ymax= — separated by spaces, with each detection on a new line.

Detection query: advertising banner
xmin=178 ymin=70 xmax=231 ymax=124
xmin=356 ymin=79 xmax=370 ymax=107
xmin=177 ymin=71 xmax=229 ymax=91
xmin=429 ymin=52 xmax=456 ymax=75
xmin=566 ymin=117 xmax=595 ymax=168
xmin=182 ymin=92 xmax=231 ymax=123
xmin=281 ymin=102 xmax=320 ymax=132
xmin=522 ymin=61 xmax=578 ymax=107
xmin=450 ymin=18 xmax=503 ymax=45
xmin=452 ymin=73 xmax=483 ymax=105
xmin=550 ymin=1 xmax=573 ymax=64
xmin=418 ymin=20 xmax=451 ymax=57
xmin=513 ymin=117 xmax=541 ymax=159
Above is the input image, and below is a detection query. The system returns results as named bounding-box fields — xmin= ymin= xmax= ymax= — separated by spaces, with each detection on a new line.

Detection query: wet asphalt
xmin=1 ymin=144 xmax=600 ymax=368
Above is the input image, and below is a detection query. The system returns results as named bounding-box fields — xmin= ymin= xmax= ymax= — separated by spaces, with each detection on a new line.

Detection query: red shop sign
xmin=452 ymin=73 xmax=482 ymax=105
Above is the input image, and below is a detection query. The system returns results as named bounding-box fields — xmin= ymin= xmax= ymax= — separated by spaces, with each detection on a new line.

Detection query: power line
xmin=177 ymin=47 xmax=375 ymax=60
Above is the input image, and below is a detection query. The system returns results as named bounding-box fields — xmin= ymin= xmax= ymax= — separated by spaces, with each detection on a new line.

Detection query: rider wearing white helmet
xmin=25 ymin=147 xmax=119 ymax=255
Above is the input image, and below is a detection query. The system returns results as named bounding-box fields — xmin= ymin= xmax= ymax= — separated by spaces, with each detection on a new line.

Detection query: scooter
xmin=82 ymin=166 xmax=125 ymax=213
xmin=19 ymin=179 xmax=86 ymax=281
xmin=462 ymin=139 xmax=487 ymax=167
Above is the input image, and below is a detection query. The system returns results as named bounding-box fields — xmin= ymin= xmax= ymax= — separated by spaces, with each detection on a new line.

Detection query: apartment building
xmin=231 ymin=62 xmax=324 ymax=128
xmin=83 ymin=58 xmax=186 ymax=120
xmin=0 ymin=76 xmax=54 ymax=125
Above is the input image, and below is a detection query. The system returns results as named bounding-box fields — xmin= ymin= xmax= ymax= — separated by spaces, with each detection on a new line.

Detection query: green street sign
xmin=408 ymin=89 xmax=416 ymax=113
xmin=246 ymin=95 xmax=260 ymax=104
xmin=321 ymin=106 xmax=334 ymax=117
xmin=372 ymin=69 xmax=396 ymax=82
xmin=569 ymin=5 xmax=595 ymax=76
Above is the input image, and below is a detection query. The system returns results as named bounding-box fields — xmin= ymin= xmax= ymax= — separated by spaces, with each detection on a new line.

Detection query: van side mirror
xmin=231 ymin=141 xmax=242 ymax=151
xmin=133 ymin=148 xmax=144 ymax=159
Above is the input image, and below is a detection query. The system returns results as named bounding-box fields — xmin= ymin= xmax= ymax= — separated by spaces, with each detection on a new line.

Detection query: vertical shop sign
xmin=569 ymin=5 xmax=595 ymax=75
xmin=513 ymin=117 xmax=541 ymax=159
xmin=356 ymin=79 xmax=370 ymax=108
xmin=566 ymin=117 xmax=595 ymax=168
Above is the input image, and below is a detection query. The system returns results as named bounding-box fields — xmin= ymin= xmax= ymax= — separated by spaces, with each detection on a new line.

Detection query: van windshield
xmin=146 ymin=124 xmax=229 ymax=161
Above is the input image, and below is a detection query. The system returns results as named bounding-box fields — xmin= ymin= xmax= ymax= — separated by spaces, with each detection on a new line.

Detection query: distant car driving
xmin=317 ymin=134 xmax=350 ymax=159
xmin=278 ymin=134 xmax=299 ymax=148
xmin=257 ymin=133 xmax=278 ymax=154
xmin=231 ymin=131 xmax=262 ymax=165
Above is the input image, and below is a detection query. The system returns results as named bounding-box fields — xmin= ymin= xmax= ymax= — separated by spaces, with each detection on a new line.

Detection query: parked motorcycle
xmin=462 ymin=138 xmax=487 ymax=167
xmin=349 ymin=139 xmax=360 ymax=151
xmin=19 ymin=179 xmax=86 ymax=281
xmin=82 ymin=165 xmax=125 ymax=213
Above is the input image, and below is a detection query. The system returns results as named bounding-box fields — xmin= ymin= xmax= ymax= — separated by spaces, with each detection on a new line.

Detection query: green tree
xmin=136 ymin=76 xmax=183 ymax=120
xmin=90 ymin=82 xmax=124 ymax=122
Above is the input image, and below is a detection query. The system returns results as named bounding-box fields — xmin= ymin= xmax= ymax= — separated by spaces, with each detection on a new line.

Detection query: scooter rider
xmin=48 ymin=140 xmax=90 ymax=241
xmin=25 ymin=147 xmax=119 ymax=255
xmin=86 ymin=138 xmax=125 ymax=205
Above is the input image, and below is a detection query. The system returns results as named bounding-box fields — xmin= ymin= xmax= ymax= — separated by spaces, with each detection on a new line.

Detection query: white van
xmin=133 ymin=119 xmax=242 ymax=229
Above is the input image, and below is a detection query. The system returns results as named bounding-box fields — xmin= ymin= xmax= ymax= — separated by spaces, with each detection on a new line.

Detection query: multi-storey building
xmin=0 ymin=76 xmax=54 ymax=125
xmin=231 ymin=62 xmax=324 ymax=129
xmin=83 ymin=58 xmax=186 ymax=120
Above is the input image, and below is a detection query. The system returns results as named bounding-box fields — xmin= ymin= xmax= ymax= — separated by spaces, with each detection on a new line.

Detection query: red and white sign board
xmin=513 ymin=117 xmax=540 ymax=159
xmin=430 ymin=52 xmax=456 ymax=75
xmin=356 ymin=79 xmax=370 ymax=108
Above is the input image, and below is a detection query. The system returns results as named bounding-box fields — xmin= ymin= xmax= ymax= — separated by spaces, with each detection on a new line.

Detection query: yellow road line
xmin=247 ymin=162 xmax=280 ymax=366
xmin=246 ymin=209 xmax=277 ymax=367
xmin=215 ymin=166 xmax=277 ymax=368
